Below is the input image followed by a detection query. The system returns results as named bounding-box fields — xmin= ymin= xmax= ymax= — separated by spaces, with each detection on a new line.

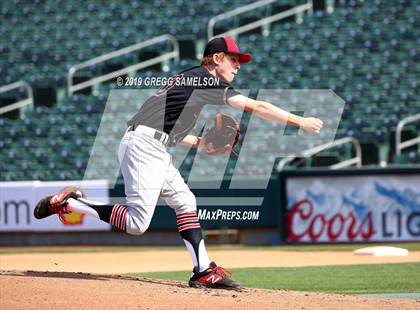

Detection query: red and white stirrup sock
xmin=177 ymin=211 xmax=201 ymax=232
xmin=67 ymin=198 xmax=101 ymax=219
xmin=176 ymin=211 xmax=211 ymax=272
xmin=67 ymin=198 xmax=128 ymax=231
xmin=108 ymin=204 xmax=128 ymax=231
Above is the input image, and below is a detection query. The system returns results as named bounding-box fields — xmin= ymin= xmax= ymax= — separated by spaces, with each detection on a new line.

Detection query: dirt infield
xmin=1 ymin=270 xmax=418 ymax=310
xmin=1 ymin=249 xmax=419 ymax=309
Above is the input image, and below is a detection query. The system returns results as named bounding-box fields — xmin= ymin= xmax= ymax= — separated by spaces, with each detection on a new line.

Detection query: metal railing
xmin=208 ymin=0 xmax=313 ymax=40
xmin=0 ymin=81 xmax=34 ymax=115
xmin=67 ymin=34 xmax=180 ymax=95
xmin=277 ymin=137 xmax=362 ymax=170
xmin=395 ymin=113 xmax=420 ymax=156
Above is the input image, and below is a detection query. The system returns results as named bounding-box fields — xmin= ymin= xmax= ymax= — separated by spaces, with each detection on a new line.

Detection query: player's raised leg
xmin=34 ymin=129 xmax=169 ymax=235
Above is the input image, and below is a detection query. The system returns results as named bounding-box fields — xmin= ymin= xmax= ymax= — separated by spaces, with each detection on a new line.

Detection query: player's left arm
xmin=227 ymin=94 xmax=323 ymax=133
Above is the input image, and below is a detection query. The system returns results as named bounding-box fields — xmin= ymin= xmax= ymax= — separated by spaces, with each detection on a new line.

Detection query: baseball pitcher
xmin=34 ymin=36 xmax=323 ymax=289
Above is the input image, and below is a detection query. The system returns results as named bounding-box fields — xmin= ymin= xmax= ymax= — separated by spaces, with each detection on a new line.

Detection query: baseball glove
xmin=203 ymin=112 xmax=240 ymax=156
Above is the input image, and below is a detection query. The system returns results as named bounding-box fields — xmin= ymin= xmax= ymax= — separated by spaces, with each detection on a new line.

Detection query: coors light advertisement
xmin=286 ymin=175 xmax=420 ymax=243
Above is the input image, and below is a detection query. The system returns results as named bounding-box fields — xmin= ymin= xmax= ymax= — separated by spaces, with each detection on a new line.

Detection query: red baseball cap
xmin=203 ymin=36 xmax=252 ymax=63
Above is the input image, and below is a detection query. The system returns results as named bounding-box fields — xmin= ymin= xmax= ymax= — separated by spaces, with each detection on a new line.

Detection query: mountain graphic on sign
xmin=374 ymin=182 xmax=419 ymax=212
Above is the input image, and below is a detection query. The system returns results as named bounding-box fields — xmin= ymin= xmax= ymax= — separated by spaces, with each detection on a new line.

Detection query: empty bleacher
xmin=1 ymin=0 xmax=419 ymax=181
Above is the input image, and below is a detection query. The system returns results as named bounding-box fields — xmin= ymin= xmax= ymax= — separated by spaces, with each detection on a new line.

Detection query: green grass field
xmin=1 ymin=244 xmax=418 ymax=296
xmin=132 ymin=263 xmax=420 ymax=294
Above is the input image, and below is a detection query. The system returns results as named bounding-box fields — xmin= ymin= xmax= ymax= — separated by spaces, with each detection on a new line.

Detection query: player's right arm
xmin=226 ymin=94 xmax=323 ymax=134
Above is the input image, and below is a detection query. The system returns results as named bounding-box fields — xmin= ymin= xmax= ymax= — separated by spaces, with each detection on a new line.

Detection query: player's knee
xmin=126 ymin=223 xmax=149 ymax=236
xmin=187 ymin=192 xmax=197 ymax=209
xmin=125 ymin=217 xmax=151 ymax=236
xmin=175 ymin=191 xmax=197 ymax=214
xmin=183 ymin=191 xmax=197 ymax=211
xmin=126 ymin=229 xmax=144 ymax=236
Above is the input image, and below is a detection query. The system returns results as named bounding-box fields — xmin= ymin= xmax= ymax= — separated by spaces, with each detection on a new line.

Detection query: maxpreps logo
xmin=199 ymin=209 xmax=259 ymax=221
xmin=92 ymin=89 xmax=345 ymax=195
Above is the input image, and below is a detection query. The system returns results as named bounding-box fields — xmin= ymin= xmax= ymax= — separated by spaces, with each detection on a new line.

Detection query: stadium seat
xmin=1 ymin=0 xmax=419 ymax=180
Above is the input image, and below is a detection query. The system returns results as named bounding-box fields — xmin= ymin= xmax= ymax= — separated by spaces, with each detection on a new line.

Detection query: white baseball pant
xmin=118 ymin=125 xmax=196 ymax=235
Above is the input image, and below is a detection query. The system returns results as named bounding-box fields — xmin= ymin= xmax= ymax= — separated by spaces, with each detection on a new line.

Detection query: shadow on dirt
xmin=0 ymin=270 xmax=189 ymax=288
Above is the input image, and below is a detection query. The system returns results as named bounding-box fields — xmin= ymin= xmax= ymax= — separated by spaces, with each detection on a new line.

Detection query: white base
xmin=354 ymin=246 xmax=409 ymax=257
